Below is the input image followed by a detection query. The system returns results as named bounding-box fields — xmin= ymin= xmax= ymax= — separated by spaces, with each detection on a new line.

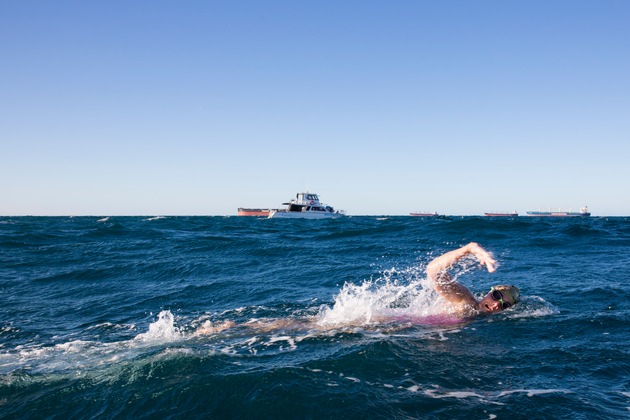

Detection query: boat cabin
xmin=283 ymin=193 xmax=336 ymax=213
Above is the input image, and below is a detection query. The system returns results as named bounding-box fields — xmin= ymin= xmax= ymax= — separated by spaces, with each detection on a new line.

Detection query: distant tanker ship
xmin=484 ymin=211 xmax=518 ymax=217
xmin=526 ymin=206 xmax=590 ymax=217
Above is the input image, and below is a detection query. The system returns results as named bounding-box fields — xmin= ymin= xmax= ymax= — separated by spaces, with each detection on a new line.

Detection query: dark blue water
xmin=1 ymin=216 xmax=629 ymax=418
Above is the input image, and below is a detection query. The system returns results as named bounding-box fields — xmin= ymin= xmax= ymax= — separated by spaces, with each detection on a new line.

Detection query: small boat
xmin=237 ymin=208 xmax=271 ymax=217
xmin=268 ymin=192 xmax=345 ymax=219
xmin=484 ymin=211 xmax=518 ymax=217
xmin=409 ymin=212 xmax=439 ymax=217
xmin=526 ymin=206 xmax=591 ymax=217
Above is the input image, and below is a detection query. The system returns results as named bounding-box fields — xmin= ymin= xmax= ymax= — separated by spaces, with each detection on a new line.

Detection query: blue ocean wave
xmin=1 ymin=216 xmax=629 ymax=418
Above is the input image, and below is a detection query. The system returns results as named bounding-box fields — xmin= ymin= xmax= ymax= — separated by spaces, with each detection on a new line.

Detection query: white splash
xmin=505 ymin=296 xmax=558 ymax=320
xmin=315 ymin=266 xmax=449 ymax=327
xmin=0 ymin=311 xmax=186 ymax=376
xmin=134 ymin=310 xmax=183 ymax=343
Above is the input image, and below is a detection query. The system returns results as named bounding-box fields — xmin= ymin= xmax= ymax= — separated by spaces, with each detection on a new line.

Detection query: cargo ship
xmin=526 ymin=206 xmax=590 ymax=217
xmin=410 ymin=212 xmax=439 ymax=217
xmin=237 ymin=208 xmax=272 ymax=217
xmin=484 ymin=211 xmax=518 ymax=217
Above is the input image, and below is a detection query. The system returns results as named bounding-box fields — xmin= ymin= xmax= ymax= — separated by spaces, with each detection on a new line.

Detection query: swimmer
xmin=426 ymin=242 xmax=520 ymax=317
xmin=194 ymin=242 xmax=519 ymax=336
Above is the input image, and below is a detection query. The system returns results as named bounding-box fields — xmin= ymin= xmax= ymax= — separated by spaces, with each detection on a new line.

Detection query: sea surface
xmin=1 ymin=216 xmax=629 ymax=419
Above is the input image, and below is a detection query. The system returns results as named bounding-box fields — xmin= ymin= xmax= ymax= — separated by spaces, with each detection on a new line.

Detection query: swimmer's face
xmin=479 ymin=289 xmax=514 ymax=313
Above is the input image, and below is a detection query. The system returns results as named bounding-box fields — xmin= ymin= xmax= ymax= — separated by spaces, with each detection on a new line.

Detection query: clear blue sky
xmin=2 ymin=1 xmax=629 ymax=216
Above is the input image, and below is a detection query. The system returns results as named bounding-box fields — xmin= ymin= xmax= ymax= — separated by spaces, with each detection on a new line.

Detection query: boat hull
xmin=268 ymin=210 xmax=343 ymax=219
xmin=268 ymin=211 xmax=343 ymax=219
xmin=484 ymin=213 xmax=518 ymax=217
xmin=526 ymin=212 xmax=590 ymax=217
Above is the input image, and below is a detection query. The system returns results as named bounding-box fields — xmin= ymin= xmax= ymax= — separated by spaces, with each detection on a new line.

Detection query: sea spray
xmin=315 ymin=266 xmax=446 ymax=327
xmin=134 ymin=310 xmax=183 ymax=343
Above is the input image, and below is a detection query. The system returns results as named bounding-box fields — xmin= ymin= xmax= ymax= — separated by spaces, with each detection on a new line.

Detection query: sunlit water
xmin=1 ymin=216 xmax=629 ymax=418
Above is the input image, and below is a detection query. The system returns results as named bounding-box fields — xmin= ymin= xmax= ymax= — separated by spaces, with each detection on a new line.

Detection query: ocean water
xmin=1 ymin=216 xmax=629 ymax=419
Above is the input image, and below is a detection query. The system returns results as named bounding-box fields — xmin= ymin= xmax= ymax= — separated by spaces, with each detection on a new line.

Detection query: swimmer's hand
xmin=466 ymin=242 xmax=497 ymax=273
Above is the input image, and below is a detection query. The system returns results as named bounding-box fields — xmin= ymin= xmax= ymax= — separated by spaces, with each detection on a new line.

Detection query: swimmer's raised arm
xmin=465 ymin=242 xmax=497 ymax=273
xmin=426 ymin=242 xmax=497 ymax=307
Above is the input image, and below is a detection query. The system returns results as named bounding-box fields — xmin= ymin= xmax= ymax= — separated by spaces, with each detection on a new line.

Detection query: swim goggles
xmin=491 ymin=289 xmax=512 ymax=310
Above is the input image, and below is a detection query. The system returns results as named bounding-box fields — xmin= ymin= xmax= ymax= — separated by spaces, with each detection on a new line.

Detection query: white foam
xmin=55 ymin=340 xmax=93 ymax=353
xmin=266 ymin=335 xmax=297 ymax=351
xmin=497 ymin=389 xmax=572 ymax=397
xmin=145 ymin=216 xmax=167 ymax=221
xmin=86 ymin=322 xmax=136 ymax=331
xmin=505 ymin=296 xmax=558 ymax=320
xmin=416 ymin=387 xmax=504 ymax=405
xmin=0 ymin=311 xmax=189 ymax=375
xmin=424 ymin=389 xmax=488 ymax=400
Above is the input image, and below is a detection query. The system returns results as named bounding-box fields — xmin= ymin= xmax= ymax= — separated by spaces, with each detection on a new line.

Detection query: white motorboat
xmin=268 ymin=192 xmax=345 ymax=219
